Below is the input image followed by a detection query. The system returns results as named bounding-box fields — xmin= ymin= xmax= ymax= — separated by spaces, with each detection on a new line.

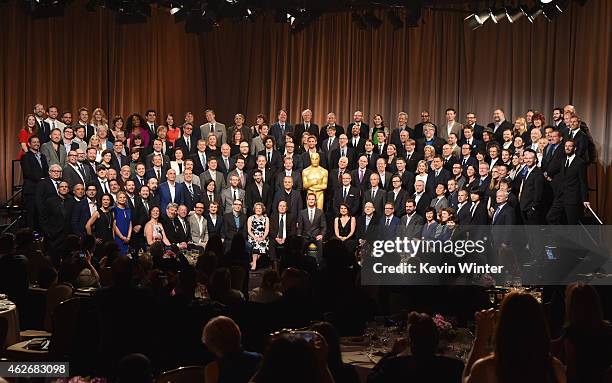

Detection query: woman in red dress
xmin=165 ymin=113 xmax=181 ymax=145
xmin=17 ymin=114 xmax=37 ymax=160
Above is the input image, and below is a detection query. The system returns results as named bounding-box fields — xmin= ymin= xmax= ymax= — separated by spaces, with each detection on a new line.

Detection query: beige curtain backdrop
xmin=1 ymin=0 xmax=610 ymax=219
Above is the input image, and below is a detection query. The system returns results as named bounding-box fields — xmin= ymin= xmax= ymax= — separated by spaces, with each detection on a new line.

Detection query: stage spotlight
xmin=352 ymin=12 xmax=368 ymax=30
xmin=489 ymin=8 xmax=506 ymax=23
xmin=243 ymin=8 xmax=257 ymax=21
xmin=387 ymin=9 xmax=403 ymax=30
xmin=543 ymin=2 xmax=563 ymax=20
xmin=540 ymin=0 xmax=553 ymax=3
xmin=226 ymin=0 xmax=238 ymax=3
xmin=169 ymin=4 xmax=182 ymax=15
xmin=527 ymin=6 xmax=543 ymax=22
xmin=464 ymin=10 xmax=490 ymax=30
xmin=363 ymin=11 xmax=382 ymax=28
xmin=505 ymin=6 xmax=524 ymax=23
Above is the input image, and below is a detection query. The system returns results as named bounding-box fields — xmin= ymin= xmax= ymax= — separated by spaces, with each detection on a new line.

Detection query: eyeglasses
xmin=50 ymin=170 xmax=62 ymax=173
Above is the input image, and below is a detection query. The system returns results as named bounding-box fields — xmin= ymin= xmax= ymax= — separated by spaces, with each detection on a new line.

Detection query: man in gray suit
xmin=274 ymin=156 xmax=302 ymax=192
xmin=200 ymin=109 xmax=227 ymax=145
xmin=439 ymin=108 xmax=463 ymax=142
xmin=40 ymin=128 xmax=68 ymax=167
xmin=188 ymin=202 xmax=209 ymax=247
xmin=199 ymin=157 xmax=227 ymax=194
xmin=398 ymin=199 xmax=424 ymax=239
xmin=220 ymin=174 xmax=245 ymax=214
xmin=362 ymin=173 xmax=386 ymax=214
xmin=250 ymin=125 xmax=269 ymax=155
xmin=297 ymin=193 xmax=327 ymax=264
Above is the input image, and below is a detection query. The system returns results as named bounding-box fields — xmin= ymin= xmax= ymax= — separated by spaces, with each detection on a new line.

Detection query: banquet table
xmin=0 ymin=298 xmax=21 ymax=348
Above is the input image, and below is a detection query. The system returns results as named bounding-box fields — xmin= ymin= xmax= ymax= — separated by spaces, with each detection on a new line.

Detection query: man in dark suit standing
xmin=160 ymin=203 xmax=188 ymax=249
xmin=269 ymin=200 xmax=297 ymax=265
xmin=412 ymin=110 xmax=435 ymax=140
xmin=41 ymin=181 xmax=76 ymax=261
xmin=491 ymin=190 xmax=515 ymax=267
xmin=110 ymin=140 xmax=129 ymax=173
xmin=398 ymin=200 xmax=424 ymax=239
xmin=351 ymin=155 xmax=372 ymax=193
xmin=174 ymin=123 xmax=197 ymax=157
xmin=379 ymin=202 xmax=400 ymax=240
xmin=541 ymin=130 xmax=565 ymax=212
xmin=455 ymin=189 xmax=472 ymax=225
xmin=270 ymin=110 xmax=293 ymax=149
xmin=412 ymin=180 xmax=432 ymax=217
xmin=329 ymin=134 xmax=356 ymax=170
xmin=258 ymin=136 xmax=283 ymax=173
xmin=416 ymin=123 xmax=445 ymax=155
xmin=181 ymin=169 xmax=201 ymax=211
xmin=274 ymin=157 xmax=302 ymax=193
xmin=295 ymin=109 xmax=317 ymax=146
xmin=347 ymin=110 xmax=369 ymax=139
xmin=333 ymin=173 xmax=361 ymax=217
xmin=357 ymin=202 xmax=379 ymax=245
xmin=426 ymin=156 xmax=452 ymax=198
xmin=35 ymin=164 xmax=64 ymax=225
xmin=321 ymin=125 xmax=339 ymax=166
xmin=387 ymin=175 xmax=409 ymax=217
xmin=463 ymin=112 xmax=485 ymax=142
xmin=245 ymin=169 xmax=273 ymax=215
xmin=348 ymin=124 xmax=366 ymax=154
xmin=222 ymin=199 xmax=247 ymax=251
xmin=21 ymin=136 xmax=48 ymax=229
xmin=487 ymin=109 xmax=513 ymax=144
xmin=459 ymin=125 xmax=485 ymax=155
xmin=566 ymin=115 xmax=590 ymax=162
xmin=34 ymin=103 xmax=51 ymax=144
xmin=72 ymin=183 xmax=98 ymax=237
xmin=297 ymin=193 xmax=327 ymax=264
xmin=518 ymin=149 xmax=544 ymax=224
xmin=546 ymin=140 xmax=590 ymax=225
xmin=271 ymin=176 xmax=303 ymax=216
xmin=362 ymin=173 xmax=386 ymax=215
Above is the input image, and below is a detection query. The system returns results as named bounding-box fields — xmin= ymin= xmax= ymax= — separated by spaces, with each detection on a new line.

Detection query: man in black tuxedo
xmin=329 ymin=157 xmax=351 ymax=198
xmin=441 ymin=144 xmax=458 ymax=172
xmin=274 ymin=157 xmax=302 ymax=193
xmin=491 ymin=190 xmax=515 ymax=261
xmin=270 ymin=109 xmax=294 ymax=149
xmin=347 ymin=110 xmax=369 ymax=139
xmin=356 ymin=202 xmax=379 ymax=245
xmin=333 ymin=173 xmax=361 ymax=217
xmin=412 ymin=180 xmax=432 ymax=217
xmin=329 ymin=134 xmax=356 ymax=170
xmin=468 ymin=188 xmax=489 ymax=243
xmin=348 ymin=124 xmax=366 ymax=154
xmin=245 ymin=169 xmax=273 ymax=215
xmin=63 ymin=150 xmax=87 ymax=189
xmin=21 ymin=136 xmax=48 ymax=229
xmin=387 ymin=175 xmax=409 ymax=217
xmin=351 ymin=155 xmax=373 ymax=193
xmin=72 ymin=183 xmax=98 ymax=236
xmin=110 ymin=140 xmax=129 ymax=172
xmin=487 ymin=109 xmax=513 ymax=144
xmin=541 ymin=130 xmax=565 ymax=211
xmin=416 ymin=123 xmax=445 ymax=155
xmin=175 ymin=205 xmax=192 ymax=244
xmin=258 ymin=136 xmax=283 ymax=173
xmin=546 ymin=140 xmax=590 ymax=225
xmin=34 ymin=103 xmax=51 ymax=144
xmin=394 ymin=158 xmax=415 ymax=196
xmin=297 ymin=193 xmax=327 ymax=264
xmin=41 ymin=181 xmax=76 ymax=261
xmin=518 ymin=149 xmax=544 ymax=224
xmin=295 ymin=109 xmax=317 ymax=146
xmin=231 ymin=141 xmax=256 ymax=172
xmin=181 ymin=169 xmax=201 ymax=211
xmin=269 ymin=200 xmax=297 ymax=264
xmin=144 ymin=109 xmax=158 ymax=143
xmin=222 ymin=199 xmax=247 ymax=251
xmin=397 ymin=199 xmax=424 ymax=239
xmin=412 ymin=110 xmax=435 ymax=140
xmin=175 ymin=124 xmax=198 ymax=157
xmin=271 ymin=176 xmax=303 ymax=216
xmin=566 ymin=115 xmax=590 ymax=162
xmin=205 ymin=201 xmax=224 ymax=238
xmin=455 ymin=189 xmax=472 ymax=225
xmin=426 ymin=156 xmax=452 ymax=198
xmin=459 ymin=125 xmax=485 ymax=155
xmin=35 ymin=164 xmax=64 ymax=224
xmin=551 ymin=107 xmax=568 ymax=137
xmin=362 ymin=173 xmax=386 ymax=214
xmin=160 ymin=203 xmax=188 ymax=249
xmin=459 ymin=144 xmax=479 ymax=174
xmin=463 ymin=112 xmax=485 ymax=141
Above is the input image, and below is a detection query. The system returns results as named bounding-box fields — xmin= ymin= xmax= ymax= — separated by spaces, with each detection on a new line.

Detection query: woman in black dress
xmin=85 ymin=193 xmax=115 ymax=246
xmin=334 ymin=203 xmax=357 ymax=255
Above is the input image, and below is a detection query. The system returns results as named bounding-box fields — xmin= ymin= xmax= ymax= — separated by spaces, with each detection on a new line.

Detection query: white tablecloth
xmin=0 ymin=299 xmax=20 ymax=347
xmin=341 ymin=344 xmax=379 ymax=383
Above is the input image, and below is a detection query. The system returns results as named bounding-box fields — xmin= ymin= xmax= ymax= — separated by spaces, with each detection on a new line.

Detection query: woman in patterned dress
xmin=247 ymin=202 xmax=269 ymax=270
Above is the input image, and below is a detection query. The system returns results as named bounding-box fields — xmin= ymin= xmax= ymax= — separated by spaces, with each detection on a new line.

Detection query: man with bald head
xmin=347 ymin=110 xmax=370 ymax=139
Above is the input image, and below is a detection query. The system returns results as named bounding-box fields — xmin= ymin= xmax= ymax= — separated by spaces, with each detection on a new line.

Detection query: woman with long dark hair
xmin=464 ymin=292 xmax=566 ymax=383
xmin=17 ymin=114 xmax=38 ymax=160
xmin=126 ymin=113 xmax=150 ymax=148
xmin=85 ymin=193 xmax=115 ymax=246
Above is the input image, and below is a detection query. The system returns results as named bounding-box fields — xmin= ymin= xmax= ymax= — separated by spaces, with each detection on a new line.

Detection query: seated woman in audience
xmin=230 ymin=129 xmax=244 ymax=156
xmin=368 ymin=312 xmax=464 ymax=383
xmin=17 ymin=114 xmax=37 ymax=160
xmin=110 ymin=115 xmax=124 ymax=143
xmin=251 ymin=114 xmax=267 ymax=139
xmin=85 ymin=193 xmax=115 ymax=246
xmin=165 ymin=113 xmax=180 ymax=144
xmin=99 ymin=149 xmax=113 ymax=169
xmin=113 ymin=191 xmax=132 ymax=257
xmin=415 ymin=160 xmax=429 ymax=189
xmin=89 ymin=134 xmax=104 ymax=162
xmin=170 ymin=147 xmax=186 ymax=175
xmin=310 ymin=322 xmax=360 ymax=383
xmin=463 ymin=292 xmax=566 ymax=383
xmin=421 ymin=207 xmax=438 ymax=240
xmin=247 ymin=202 xmax=269 ymax=271
xmin=249 ymin=269 xmax=283 ymax=303
xmin=552 ymin=283 xmax=612 ymax=383
xmin=386 ymin=144 xmax=398 ymax=173
xmin=333 ymin=203 xmax=357 ymax=255
xmin=206 ymin=134 xmax=221 ymax=157
xmin=144 ymin=206 xmax=171 ymax=247
xmin=202 ymin=316 xmax=262 ymax=383
xmin=208 ymin=267 xmax=245 ymax=306
xmin=371 ymin=114 xmax=387 ymax=144
xmin=251 ymin=333 xmax=335 ymax=383
xmin=464 ymin=165 xmax=478 ymax=191
xmin=126 ymin=113 xmax=150 ymax=148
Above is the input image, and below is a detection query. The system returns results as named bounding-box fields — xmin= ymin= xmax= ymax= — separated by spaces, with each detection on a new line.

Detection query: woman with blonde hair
xmin=247 ymin=202 xmax=269 ymax=270
xmin=513 ymin=117 xmax=529 ymax=143
xmin=91 ymin=108 xmax=109 ymax=132
xmin=88 ymin=134 xmax=104 ymax=162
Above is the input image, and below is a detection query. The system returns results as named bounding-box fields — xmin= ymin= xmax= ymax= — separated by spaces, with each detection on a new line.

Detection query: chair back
xmin=99 ymin=267 xmax=113 ymax=287
xmin=0 ymin=316 xmax=8 ymax=354
xmin=229 ymin=266 xmax=246 ymax=292
xmin=49 ymin=297 xmax=83 ymax=359
xmin=156 ymin=365 xmax=205 ymax=383
xmin=44 ymin=283 xmax=74 ymax=331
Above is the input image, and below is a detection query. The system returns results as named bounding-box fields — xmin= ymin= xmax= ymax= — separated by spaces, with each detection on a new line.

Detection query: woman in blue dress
xmin=113 ymin=191 xmax=132 ymax=256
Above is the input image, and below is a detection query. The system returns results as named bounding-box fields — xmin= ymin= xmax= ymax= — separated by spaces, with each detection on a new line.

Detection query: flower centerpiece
xmin=433 ymin=314 xmax=457 ymax=341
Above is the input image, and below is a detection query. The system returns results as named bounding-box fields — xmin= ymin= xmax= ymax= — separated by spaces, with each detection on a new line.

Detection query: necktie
xmin=54 ymin=180 xmax=60 ymax=192
xmin=386 ymin=217 xmax=391 ymax=227
xmin=343 ymin=187 xmax=347 ymax=200
xmin=493 ymin=206 xmax=501 ymax=222
xmin=78 ymin=163 xmax=85 ymax=176
xmin=353 ymin=138 xmax=357 ymax=147
xmin=233 ymin=189 xmax=237 ymax=201
xmin=435 ymin=170 xmax=440 ymax=178
xmin=359 ymin=169 xmax=364 ymax=183
xmin=371 ymin=189 xmax=375 ymax=199
xmin=279 ymin=215 xmax=285 ymax=238
xmin=281 ymin=124 xmax=285 ymax=134
xmin=309 ymin=209 xmax=313 ymax=223
xmin=379 ymin=145 xmax=383 ymax=154
xmin=565 ymin=158 xmax=570 ymax=169
xmin=224 ymin=158 xmax=229 ymax=170
xmin=462 ymin=158 xmax=467 ymax=166
xmin=201 ymin=154 xmax=206 ymax=170
xmin=188 ymin=184 xmax=193 ymax=197
xmin=143 ymin=200 xmax=149 ymax=214
xmin=181 ymin=219 xmax=186 ymax=233
xmin=546 ymin=145 xmax=553 ymax=157
xmin=210 ymin=123 xmax=215 ymax=133
xmin=209 ymin=194 xmax=213 ymax=202
xmin=470 ymin=204 xmax=476 ymax=216
xmin=156 ymin=169 xmax=161 ymax=180
xmin=52 ymin=120 xmax=56 ymax=129
xmin=186 ymin=136 xmax=190 ymax=151
xmin=367 ymin=153 xmax=371 ymax=162
xmin=328 ymin=138 xmax=333 ymax=151
xmin=267 ymin=152 xmax=271 ymax=163
xmin=102 ymin=181 xmax=108 ymax=193
xmin=338 ymin=170 xmax=343 ymax=183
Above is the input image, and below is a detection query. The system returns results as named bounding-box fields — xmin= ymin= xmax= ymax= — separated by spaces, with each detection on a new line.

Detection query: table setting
xmin=0 ymin=294 xmax=21 ymax=347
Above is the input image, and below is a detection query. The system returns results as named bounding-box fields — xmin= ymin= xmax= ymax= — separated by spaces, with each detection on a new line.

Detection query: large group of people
xmin=19 ymin=104 xmax=594 ymax=268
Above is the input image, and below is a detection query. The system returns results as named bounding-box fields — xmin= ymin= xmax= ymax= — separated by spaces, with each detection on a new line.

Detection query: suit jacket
xmin=200 ymin=122 xmax=227 ymax=145
xmin=205 ymin=213 xmax=224 ymax=238
xmin=133 ymin=197 xmax=152 ymax=227
xmin=378 ymin=215 xmax=400 ymax=240
xmin=348 ymin=136 xmax=366 ymax=154
xmin=159 ymin=214 xmax=181 ymax=244
xmin=40 ymin=141 xmax=67 ymax=167
xmin=144 ymin=167 xmax=167 ymax=184
xmin=201 ymin=191 xmax=222 ymax=211
xmin=251 ymin=136 xmax=266 ymax=156
xmin=293 ymin=123 xmax=311 ymax=144
xmin=413 ymin=192 xmax=432 ymax=217
xmin=297 ymin=208 xmax=327 ymax=238
xmin=398 ymin=213 xmax=424 ymax=239
xmin=374 ymin=143 xmax=388 ymax=159
xmin=442 ymin=155 xmax=458 ymax=172
xmin=35 ymin=178 xmax=61 ymax=217
xmin=386 ymin=189 xmax=409 ymax=217
xmin=456 ymin=202 xmax=472 ymax=225
xmin=397 ymin=171 xmax=416 ymax=196
xmin=459 ymin=156 xmax=479 ymax=173
xmin=145 ymin=152 xmax=171 ymax=170
xmin=333 ymin=185 xmax=361 ymax=216
xmin=426 ymin=168 xmax=452 ymax=197
xmin=568 ymin=129 xmax=590 ymax=162
xmin=403 ymin=151 xmax=423 ymax=174
xmin=351 ymin=167 xmax=373 ymax=193
xmin=377 ymin=171 xmax=393 ymax=191
xmin=220 ymin=187 xmax=246 ymax=214
xmin=37 ymin=119 xmax=52 ymax=144
xmin=416 ymin=137 xmax=445 ymax=155
xmin=492 ymin=203 xmax=514 ymax=245
xmin=329 ymin=169 xmax=350 ymax=194
xmin=306 ymin=124 xmax=324 ymax=142
xmin=439 ymin=122 xmax=463 ymax=142
xmin=270 ymin=123 xmax=294 ymax=148
xmin=487 ymin=120 xmax=513 ymax=143
xmin=518 ymin=167 xmax=544 ymax=212
xmin=222 ymin=212 xmax=247 ymax=242
xmin=190 ymin=151 xmax=209 ymax=176
xmin=301 ymin=150 xmax=326 ymax=169
xmin=245 ymin=182 xmax=273 ymax=214
xmin=361 ymin=152 xmax=379 ymax=171
xmin=62 ymin=164 xmax=87 ymax=188
xmin=321 ymin=136 xmax=340 ymax=165
xmin=421 ymin=221 xmax=439 ymax=240
xmin=389 ymin=127 xmax=410 ymax=148
xmin=157 ymin=182 xmax=186 ymax=212
xmin=182 ymin=183 xmax=202 ymax=211
xmin=41 ymin=195 xmax=75 ymax=239
xmin=248 ymin=168 xmax=275 ymax=188
xmin=356 ymin=214 xmax=379 ymax=243
xmin=469 ymin=201 xmax=489 ymax=225
xmin=174 ymin=136 xmax=197 ymax=157
xmin=430 ymin=196 xmax=449 ymax=212
xmin=363 ymin=188 xmax=386 ymax=215
xmin=21 ymin=151 xmax=49 ymax=195
xmin=72 ymin=198 xmax=96 ymax=236
xmin=199 ymin=169 xmax=227 ymax=194
xmin=462 ymin=124 xmax=485 ymax=141
xmin=274 ymin=170 xmax=302 ymax=192
xmin=188 ymin=214 xmax=209 ymax=245
xmin=347 ymin=122 xmax=370 ymax=139
xmin=329 ymin=146 xmax=357 ymax=170
xmin=227 ymin=169 xmax=248 ymax=190
xmin=558 ymin=156 xmax=588 ymax=204
xmin=269 ymin=212 xmax=297 ymax=239
xmin=175 ymin=217 xmax=192 ymax=243
xmin=110 ymin=153 xmax=129 ymax=172
xmin=460 ymin=138 xmax=485 ymax=156
xmin=271 ymin=189 xmax=303 ymax=216
xmin=258 ymin=149 xmax=283 ymax=172
xmin=541 ymin=143 xmax=565 ymax=179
